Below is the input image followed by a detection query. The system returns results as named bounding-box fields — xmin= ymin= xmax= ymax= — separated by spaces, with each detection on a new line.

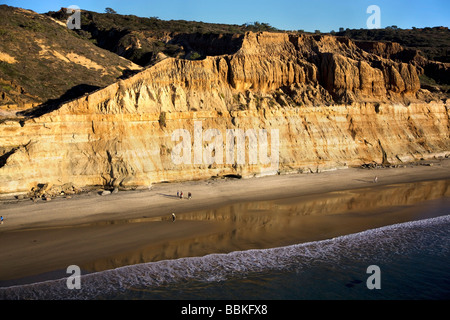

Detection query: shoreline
xmin=1 ymin=159 xmax=449 ymax=232
xmin=0 ymin=159 xmax=449 ymax=286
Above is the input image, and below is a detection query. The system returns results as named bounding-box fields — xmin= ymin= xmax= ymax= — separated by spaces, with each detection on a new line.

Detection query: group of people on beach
xmin=176 ymin=191 xmax=192 ymax=199
xmin=172 ymin=190 xmax=193 ymax=222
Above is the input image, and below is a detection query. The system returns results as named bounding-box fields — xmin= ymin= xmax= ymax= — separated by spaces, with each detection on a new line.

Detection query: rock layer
xmin=0 ymin=32 xmax=449 ymax=195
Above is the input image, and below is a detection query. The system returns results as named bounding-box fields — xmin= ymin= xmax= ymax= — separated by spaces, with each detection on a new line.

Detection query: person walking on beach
xmin=373 ymin=176 xmax=378 ymax=183
xmin=172 ymin=213 xmax=176 ymax=222
xmin=0 ymin=216 xmax=3 ymax=225
xmin=188 ymin=192 xmax=192 ymax=199
xmin=180 ymin=191 xmax=183 ymax=199
xmin=177 ymin=191 xmax=179 ymax=198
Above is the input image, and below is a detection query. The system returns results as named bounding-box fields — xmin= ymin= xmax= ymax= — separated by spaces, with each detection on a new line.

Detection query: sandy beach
xmin=1 ymin=159 xmax=449 ymax=286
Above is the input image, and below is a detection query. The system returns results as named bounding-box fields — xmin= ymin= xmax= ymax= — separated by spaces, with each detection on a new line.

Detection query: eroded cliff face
xmin=0 ymin=32 xmax=449 ymax=195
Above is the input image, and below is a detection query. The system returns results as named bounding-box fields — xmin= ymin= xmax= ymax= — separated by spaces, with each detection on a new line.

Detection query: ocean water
xmin=1 ymin=213 xmax=449 ymax=300
xmin=0 ymin=180 xmax=449 ymax=301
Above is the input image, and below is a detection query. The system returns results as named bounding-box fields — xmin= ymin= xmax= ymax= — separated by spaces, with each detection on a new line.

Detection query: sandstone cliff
xmin=0 ymin=32 xmax=449 ymax=195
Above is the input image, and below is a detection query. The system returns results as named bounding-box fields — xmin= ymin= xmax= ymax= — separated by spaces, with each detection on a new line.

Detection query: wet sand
xmin=0 ymin=160 xmax=449 ymax=286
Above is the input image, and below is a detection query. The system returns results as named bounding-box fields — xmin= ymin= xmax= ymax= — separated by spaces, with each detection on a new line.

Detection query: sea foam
xmin=1 ymin=214 xmax=449 ymax=300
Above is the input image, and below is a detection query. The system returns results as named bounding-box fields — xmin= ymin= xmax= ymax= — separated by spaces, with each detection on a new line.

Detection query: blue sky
xmin=2 ymin=0 xmax=449 ymax=32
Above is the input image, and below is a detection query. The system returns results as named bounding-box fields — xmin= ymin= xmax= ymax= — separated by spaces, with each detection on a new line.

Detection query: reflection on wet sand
xmin=81 ymin=179 xmax=449 ymax=273
xmin=0 ymin=180 xmax=448 ymax=285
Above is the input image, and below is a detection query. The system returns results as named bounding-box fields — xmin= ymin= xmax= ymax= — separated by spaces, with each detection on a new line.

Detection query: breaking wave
xmin=1 ymin=214 xmax=449 ymax=300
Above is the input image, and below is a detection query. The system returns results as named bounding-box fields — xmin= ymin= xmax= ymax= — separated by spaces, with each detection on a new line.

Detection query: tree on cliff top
xmin=105 ymin=7 xmax=117 ymax=14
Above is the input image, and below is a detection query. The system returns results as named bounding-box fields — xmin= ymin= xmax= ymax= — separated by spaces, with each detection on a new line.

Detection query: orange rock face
xmin=0 ymin=32 xmax=448 ymax=195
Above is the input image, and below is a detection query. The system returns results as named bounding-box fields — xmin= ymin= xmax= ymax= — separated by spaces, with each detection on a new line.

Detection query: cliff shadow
xmin=118 ymin=69 xmax=142 ymax=80
xmin=0 ymin=147 xmax=16 ymax=169
xmin=169 ymin=33 xmax=244 ymax=59
xmin=17 ymin=84 xmax=101 ymax=119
